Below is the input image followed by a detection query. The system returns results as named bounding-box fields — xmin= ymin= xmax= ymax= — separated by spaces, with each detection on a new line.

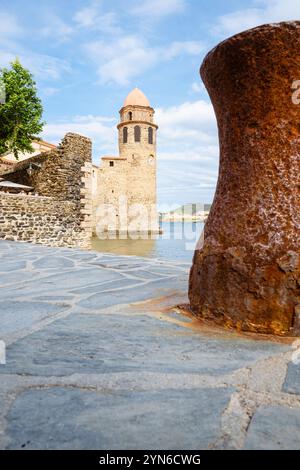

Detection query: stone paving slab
xmin=77 ymin=278 xmax=187 ymax=310
xmin=245 ymin=406 xmax=300 ymax=450
xmin=6 ymin=387 xmax=233 ymax=450
xmin=1 ymin=300 xmax=70 ymax=337
xmin=0 ymin=312 xmax=288 ymax=378
xmin=283 ymin=363 xmax=300 ymax=395
xmin=0 ymin=240 xmax=299 ymax=450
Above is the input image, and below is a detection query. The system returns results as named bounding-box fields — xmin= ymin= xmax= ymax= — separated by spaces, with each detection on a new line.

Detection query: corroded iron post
xmin=189 ymin=22 xmax=300 ymax=336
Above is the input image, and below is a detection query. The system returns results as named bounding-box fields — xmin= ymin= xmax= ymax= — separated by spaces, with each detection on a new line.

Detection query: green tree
xmin=0 ymin=59 xmax=44 ymax=159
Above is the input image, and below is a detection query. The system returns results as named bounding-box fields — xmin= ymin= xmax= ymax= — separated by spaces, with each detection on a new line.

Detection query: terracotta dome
xmin=123 ymin=88 xmax=151 ymax=107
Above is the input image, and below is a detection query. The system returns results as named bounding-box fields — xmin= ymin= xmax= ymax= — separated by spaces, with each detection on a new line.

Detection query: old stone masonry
xmin=0 ymin=240 xmax=300 ymax=450
xmin=93 ymin=88 xmax=159 ymax=235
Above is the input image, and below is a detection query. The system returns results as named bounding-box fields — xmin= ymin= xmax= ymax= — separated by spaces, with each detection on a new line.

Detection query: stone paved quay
xmin=0 ymin=240 xmax=300 ymax=450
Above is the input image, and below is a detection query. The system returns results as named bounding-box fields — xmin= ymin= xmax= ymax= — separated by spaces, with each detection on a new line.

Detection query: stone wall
xmin=93 ymin=158 xmax=128 ymax=233
xmin=0 ymin=160 xmax=14 ymax=174
xmin=119 ymin=105 xmax=155 ymax=123
xmin=93 ymin=103 xmax=159 ymax=234
xmin=0 ymin=133 xmax=93 ymax=249
xmin=0 ymin=193 xmax=89 ymax=248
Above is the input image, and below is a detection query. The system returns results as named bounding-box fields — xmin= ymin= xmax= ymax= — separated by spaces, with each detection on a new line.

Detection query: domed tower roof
xmin=123 ymin=88 xmax=151 ymax=108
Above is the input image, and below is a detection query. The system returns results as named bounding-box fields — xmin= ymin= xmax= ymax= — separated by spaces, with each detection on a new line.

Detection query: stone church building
xmin=93 ymin=88 xmax=159 ymax=235
xmin=0 ymin=87 xmax=160 ymax=247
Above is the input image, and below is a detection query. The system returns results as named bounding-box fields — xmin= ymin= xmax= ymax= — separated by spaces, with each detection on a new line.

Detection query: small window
xmin=110 ymin=161 xmax=114 ymax=167
xmin=128 ymin=112 xmax=133 ymax=121
xmin=148 ymin=127 xmax=153 ymax=145
xmin=123 ymin=127 xmax=128 ymax=144
xmin=134 ymin=125 xmax=141 ymax=142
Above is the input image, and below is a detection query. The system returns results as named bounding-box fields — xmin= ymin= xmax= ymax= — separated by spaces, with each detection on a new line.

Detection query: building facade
xmin=0 ymin=140 xmax=56 ymax=174
xmin=93 ymin=88 xmax=159 ymax=235
xmin=1 ymin=140 xmax=56 ymax=163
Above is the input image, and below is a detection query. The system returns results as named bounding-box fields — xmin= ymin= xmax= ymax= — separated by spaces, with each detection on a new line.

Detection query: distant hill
xmin=160 ymin=203 xmax=211 ymax=216
xmin=160 ymin=203 xmax=211 ymax=221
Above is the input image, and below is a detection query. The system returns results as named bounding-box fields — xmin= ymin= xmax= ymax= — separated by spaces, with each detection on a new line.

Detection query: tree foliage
xmin=0 ymin=59 xmax=44 ymax=159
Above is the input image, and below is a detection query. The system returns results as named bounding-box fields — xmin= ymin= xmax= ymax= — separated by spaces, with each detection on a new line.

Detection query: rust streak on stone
xmin=176 ymin=305 xmax=294 ymax=344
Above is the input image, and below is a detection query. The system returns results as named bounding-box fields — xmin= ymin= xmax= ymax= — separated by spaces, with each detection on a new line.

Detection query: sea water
xmin=91 ymin=221 xmax=204 ymax=262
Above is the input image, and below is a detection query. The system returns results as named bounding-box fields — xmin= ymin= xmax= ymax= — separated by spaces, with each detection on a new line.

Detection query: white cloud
xmin=42 ymin=87 xmax=61 ymax=97
xmin=191 ymin=82 xmax=203 ymax=93
xmin=84 ymin=36 xmax=204 ymax=85
xmin=72 ymin=115 xmax=115 ymax=124
xmin=74 ymin=3 xmax=99 ymax=27
xmin=266 ymin=0 xmax=300 ymax=18
xmin=156 ymin=100 xmax=217 ymax=144
xmin=17 ymin=53 xmax=71 ymax=80
xmin=214 ymin=0 xmax=300 ymax=38
xmin=0 ymin=11 xmax=22 ymax=38
xmin=214 ymin=8 xmax=264 ymax=37
xmin=40 ymin=14 xmax=73 ymax=42
xmin=158 ymin=159 xmax=218 ymax=204
xmin=158 ymin=150 xmax=218 ymax=162
xmin=0 ymin=9 xmax=70 ymax=81
xmin=156 ymin=100 xmax=219 ymax=202
xmin=166 ymin=41 xmax=203 ymax=58
xmin=42 ymin=115 xmax=118 ymax=158
xmin=0 ymin=50 xmax=69 ymax=80
xmin=73 ymin=0 xmax=119 ymax=34
xmin=131 ymin=0 xmax=186 ymax=18
xmin=88 ymin=37 xmax=157 ymax=86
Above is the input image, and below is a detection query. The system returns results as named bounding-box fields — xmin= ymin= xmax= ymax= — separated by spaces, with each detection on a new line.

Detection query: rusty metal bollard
xmin=189 ymin=22 xmax=300 ymax=336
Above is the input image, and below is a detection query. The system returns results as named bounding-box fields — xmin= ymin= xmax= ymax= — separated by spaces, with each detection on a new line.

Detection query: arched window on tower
xmin=148 ymin=127 xmax=153 ymax=145
xmin=123 ymin=127 xmax=128 ymax=144
xmin=128 ymin=111 xmax=133 ymax=121
xmin=134 ymin=125 xmax=141 ymax=142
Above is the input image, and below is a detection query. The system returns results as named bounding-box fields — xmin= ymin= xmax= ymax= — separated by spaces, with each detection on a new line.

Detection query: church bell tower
xmin=117 ymin=88 xmax=159 ymax=232
xmin=94 ymin=88 xmax=159 ymax=235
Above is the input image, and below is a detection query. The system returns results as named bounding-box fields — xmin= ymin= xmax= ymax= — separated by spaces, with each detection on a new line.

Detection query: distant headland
xmin=160 ymin=203 xmax=211 ymax=222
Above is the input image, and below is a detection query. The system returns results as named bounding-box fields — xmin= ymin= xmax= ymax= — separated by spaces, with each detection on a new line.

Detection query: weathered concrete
xmin=189 ymin=21 xmax=300 ymax=336
xmin=0 ymin=240 xmax=299 ymax=449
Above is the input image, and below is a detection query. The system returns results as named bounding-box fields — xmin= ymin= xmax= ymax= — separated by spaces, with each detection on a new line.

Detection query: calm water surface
xmin=92 ymin=222 xmax=204 ymax=262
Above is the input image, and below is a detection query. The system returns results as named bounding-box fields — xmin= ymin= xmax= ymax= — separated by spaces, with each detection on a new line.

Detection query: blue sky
xmin=1 ymin=0 xmax=299 ymax=207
